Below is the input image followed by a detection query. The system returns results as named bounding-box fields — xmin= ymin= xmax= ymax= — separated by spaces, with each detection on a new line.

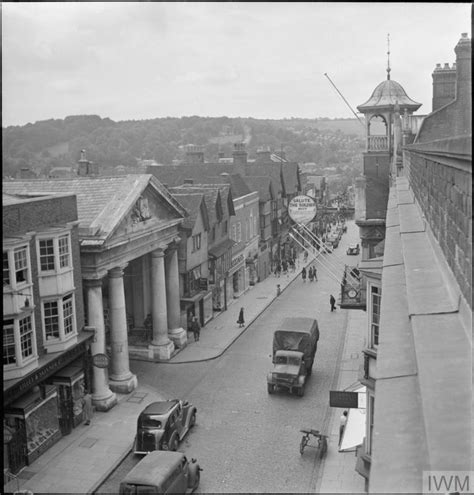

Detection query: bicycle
xmin=299 ymin=429 xmax=328 ymax=459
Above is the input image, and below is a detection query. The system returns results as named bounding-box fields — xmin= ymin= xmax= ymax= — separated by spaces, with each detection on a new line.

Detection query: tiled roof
xmin=170 ymin=193 xmax=207 ymax=231
xmin=241 ymin=176 xmax=274 ymax=202
xmin=3 ymin=175 xmax=185 ymax=238
xmin=170 ymin=185 xmax=221 ymax=225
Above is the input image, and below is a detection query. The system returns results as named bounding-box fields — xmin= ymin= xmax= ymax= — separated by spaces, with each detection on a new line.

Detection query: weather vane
xmin=387 ymin=33 xmax=391 ymax=80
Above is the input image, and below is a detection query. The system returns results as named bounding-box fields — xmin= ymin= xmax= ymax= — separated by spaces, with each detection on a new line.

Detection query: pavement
xmin=5 ymin=228 xmax=367 ymax=494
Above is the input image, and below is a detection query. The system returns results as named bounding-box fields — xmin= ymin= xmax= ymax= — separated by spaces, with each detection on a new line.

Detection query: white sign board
xmin=288 ymin=195 xmax=317 ymax=225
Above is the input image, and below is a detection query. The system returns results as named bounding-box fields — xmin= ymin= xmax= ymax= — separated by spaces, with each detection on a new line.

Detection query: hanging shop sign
xmin=288 ymin=195 xmax=317 ymax=225
xmin=92 ymin=353 xmax=109 ymax=369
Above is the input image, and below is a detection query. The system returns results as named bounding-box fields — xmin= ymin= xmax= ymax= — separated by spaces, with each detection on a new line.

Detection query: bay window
xmin=38 ymin=233 xmax=71 ymax=273
xmin=3 ymin=315 xmax=37 ymax=374
xmin=42 ymin=294 xmax=77 ymax=342
xmin=3 ymin=245 xmax=30 ymax=289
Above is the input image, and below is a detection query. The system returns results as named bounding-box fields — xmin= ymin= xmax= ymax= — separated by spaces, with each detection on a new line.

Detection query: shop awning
xmin=339 ymin=384 xmax=366 ymax=452
xmin=208 ymin=238 xmax=235 ymax=259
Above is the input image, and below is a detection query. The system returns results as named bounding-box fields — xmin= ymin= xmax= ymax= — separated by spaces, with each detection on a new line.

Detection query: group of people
xmin=273 ymin=257 xmax=297 ymax=277
xmin=301 ymin=265 xmax=318 ymax=282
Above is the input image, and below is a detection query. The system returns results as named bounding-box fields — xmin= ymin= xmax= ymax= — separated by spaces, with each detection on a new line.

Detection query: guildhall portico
xmin=4 ymin=174 xmax=187 ymax=411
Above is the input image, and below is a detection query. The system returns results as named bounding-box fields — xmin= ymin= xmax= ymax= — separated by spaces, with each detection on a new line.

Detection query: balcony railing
xmin=368 ymin=135 xmax=388 ymax=151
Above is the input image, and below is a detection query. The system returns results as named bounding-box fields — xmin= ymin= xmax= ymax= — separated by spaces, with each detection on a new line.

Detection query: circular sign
xmin=92 ymin=353 xmax=109 ymax=368
xmin=347 ymin=289 xmax=358 ymax=299
xmin=288 ymin=195 xmax=317 ymax=225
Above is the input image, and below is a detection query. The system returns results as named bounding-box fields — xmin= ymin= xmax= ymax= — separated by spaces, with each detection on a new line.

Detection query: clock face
xmin=348 ymin=289 xmax=358 ymax=299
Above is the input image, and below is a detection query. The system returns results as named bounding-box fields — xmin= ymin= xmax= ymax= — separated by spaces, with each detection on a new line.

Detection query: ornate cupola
xmin=357 ymin=35 xmax=422 ymax=155
xmin=355 ymin=35 xmax=421 ymax=260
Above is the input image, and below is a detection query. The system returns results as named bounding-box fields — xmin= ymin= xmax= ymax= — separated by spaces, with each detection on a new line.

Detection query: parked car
xmin=134 ymin=399 xmax=197 ymax=454
xmin=119 ymin=451 xmax=202 ymax=494
xmin=346 ymin=244 xmax=360 ymax=255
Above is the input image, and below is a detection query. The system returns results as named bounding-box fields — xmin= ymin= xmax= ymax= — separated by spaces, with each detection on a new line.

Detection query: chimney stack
xmin=432 ymin=61 xmax=456 ymax=112
xmin=185 ymin=145 xmax=205 ymax=164
xmin=454 ymin=32 xmax=471 ymax=135
xmin=256 ymin=146 xmax=272 ymax=163
xmin=232 ymin=142 xmax=247 ymax=165
xmin=77 ymin=149 xmax=98 ymax=177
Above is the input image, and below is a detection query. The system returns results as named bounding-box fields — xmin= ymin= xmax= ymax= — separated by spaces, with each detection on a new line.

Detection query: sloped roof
xmin=241 ymin=176 xmax=274 ymax=202
xmin=357 ymin=78 xmax=421 ymax=112
xmin=149 ymin=163 xmax=286 ymax=197
xmin=170 ymin=193 xmax=209 ymax=232
xmin=170 ymin=185 xmax=221 ymax=225
xmin=3 ymin=175 xmax=186 ymax=239
xmin=211 ymin=173 xmax=251 ymax=198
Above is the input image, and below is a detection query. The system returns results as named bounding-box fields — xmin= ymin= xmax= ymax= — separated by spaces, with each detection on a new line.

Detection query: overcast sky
xmin=2 ymin=2 xmax=471 ymax=127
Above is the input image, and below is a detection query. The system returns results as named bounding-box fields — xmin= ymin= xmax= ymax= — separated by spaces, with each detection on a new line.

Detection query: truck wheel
xmin=267 ymin=384 xmax=274 ymax=394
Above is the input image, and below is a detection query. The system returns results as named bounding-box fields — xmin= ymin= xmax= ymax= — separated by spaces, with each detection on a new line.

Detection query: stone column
xmin=148 ymin=247 xmax=175 ymax=360
xmin=166 ymin=246 xmax=187 ymax=348
xmin=108 ymin=265 xmax=138 ymax=394
xmin=84 ymin=278 xmax=117 ymax=412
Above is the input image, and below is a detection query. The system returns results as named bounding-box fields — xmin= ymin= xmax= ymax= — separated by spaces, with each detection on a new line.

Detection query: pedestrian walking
xmin=275 ymin=261 xmax=281 ymax=278
xmin=237 ymin=307 xmax=245 ymax=328
xmin=330 ymin=294 xmax=337 ymax=312
xmin=289 ymin=258 xmax=295 ymax=272
xmin=339 ymin=410 xmax=348 ymax=445
xmin=282 ymin=259 xmax=288 ymax=276
xmin=276 ymin=284 xmax=281 ymax=297
xmin=308 ymin=267 xmax=314 ymax=282
xmin=82 ymin=391 xmax=94 ymax=425
xmin=313 ymin=266 xmax=318 ymax=281
xmin=301 ymin=267 xmax=307 ymax=282
xmin=191 ymin=316 xmax=201 ymax=341
xmin=304 ymin=251 xmax=308 ymax=263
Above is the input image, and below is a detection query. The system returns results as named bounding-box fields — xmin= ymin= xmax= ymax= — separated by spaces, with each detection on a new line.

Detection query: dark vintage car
xmin=120 ymin=451 xmax=202 ymax=494
xmin=346 ymin=244 xmax=360 ymax=255
xmin=134 ymin=399 xmax=197 ymax=455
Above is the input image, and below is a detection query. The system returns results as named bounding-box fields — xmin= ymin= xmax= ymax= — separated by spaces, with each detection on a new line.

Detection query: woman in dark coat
xmin=301 ymin=267 xmax=307 ymax=282
xmin=237 ymin=307 xmax=245 ymax=327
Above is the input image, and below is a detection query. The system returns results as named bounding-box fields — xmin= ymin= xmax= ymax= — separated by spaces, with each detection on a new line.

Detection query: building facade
xmin=352 ymin=33 xmax=472 ymax=492
xmin=3 ymin=192 xmax=92 ymax=474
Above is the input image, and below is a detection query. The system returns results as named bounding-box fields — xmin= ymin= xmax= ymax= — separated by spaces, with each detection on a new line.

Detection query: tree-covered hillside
xmin=3 ymin=115 xmax=364 ymax=178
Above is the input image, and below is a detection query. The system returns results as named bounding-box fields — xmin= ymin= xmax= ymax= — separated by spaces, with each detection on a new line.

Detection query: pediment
xmin=112 ymin=184 xmax=182 ymax=239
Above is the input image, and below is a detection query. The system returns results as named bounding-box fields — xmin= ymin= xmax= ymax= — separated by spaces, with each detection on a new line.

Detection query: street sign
xmin=329 ymin=390 xmax=359 ymax=408
xmin=92 ymin=353 xmax=109 ymax=368
xmin=288 ymin=195 xmax=317 ymax=225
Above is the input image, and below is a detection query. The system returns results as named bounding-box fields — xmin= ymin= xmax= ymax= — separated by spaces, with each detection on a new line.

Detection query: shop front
xmin=3 ymin=333 xmax=93 ymax=474
xmin=229 ymin=252 xmax=246 ymax=300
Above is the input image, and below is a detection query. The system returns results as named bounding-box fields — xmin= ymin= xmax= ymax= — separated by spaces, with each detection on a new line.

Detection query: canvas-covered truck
xmin=267 ymin=317 xmax=320 ymax=397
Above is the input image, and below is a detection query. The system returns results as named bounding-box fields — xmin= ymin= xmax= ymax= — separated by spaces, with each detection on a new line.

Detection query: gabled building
xmin=240 ymin=175 xmax=276 ymax=282
xmin=4 ymin=174 xmax=187 ymax=411
xmin=169 ymin=183 xmax=235 ymax=313
xmin=168 ymin=192 xmax=213 ymax=328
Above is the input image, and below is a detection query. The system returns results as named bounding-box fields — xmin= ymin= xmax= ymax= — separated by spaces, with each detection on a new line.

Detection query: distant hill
xmin=2 ymin=115 xmax=364 ymax=178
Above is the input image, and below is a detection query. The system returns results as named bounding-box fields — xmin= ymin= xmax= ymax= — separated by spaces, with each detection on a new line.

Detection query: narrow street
xmin=96 ymin=221 xmax=361 ymax=493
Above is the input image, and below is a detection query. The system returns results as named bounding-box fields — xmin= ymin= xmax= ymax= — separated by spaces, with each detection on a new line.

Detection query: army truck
xmin=267 ymin=317 xmax=320 ymax=397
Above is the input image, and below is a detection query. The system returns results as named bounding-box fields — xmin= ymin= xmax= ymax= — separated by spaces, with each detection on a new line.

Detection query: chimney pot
xmin=444 ymin=63 xmax=450 ymax=69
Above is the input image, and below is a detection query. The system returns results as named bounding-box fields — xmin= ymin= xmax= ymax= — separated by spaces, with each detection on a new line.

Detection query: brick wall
xmin=405 ymin=150 xmax=472 ymax=305
xmin=3 ymin=195 xmax=78 ymax=237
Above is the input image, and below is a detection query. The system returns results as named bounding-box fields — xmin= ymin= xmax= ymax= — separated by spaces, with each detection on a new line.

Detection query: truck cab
xmin=267 ymin=350 xmax=307 ymax=396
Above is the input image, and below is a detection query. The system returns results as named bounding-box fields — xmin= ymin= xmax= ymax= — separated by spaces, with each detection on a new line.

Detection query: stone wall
xmin=405 ymin=150 xmax=472 ymax=305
